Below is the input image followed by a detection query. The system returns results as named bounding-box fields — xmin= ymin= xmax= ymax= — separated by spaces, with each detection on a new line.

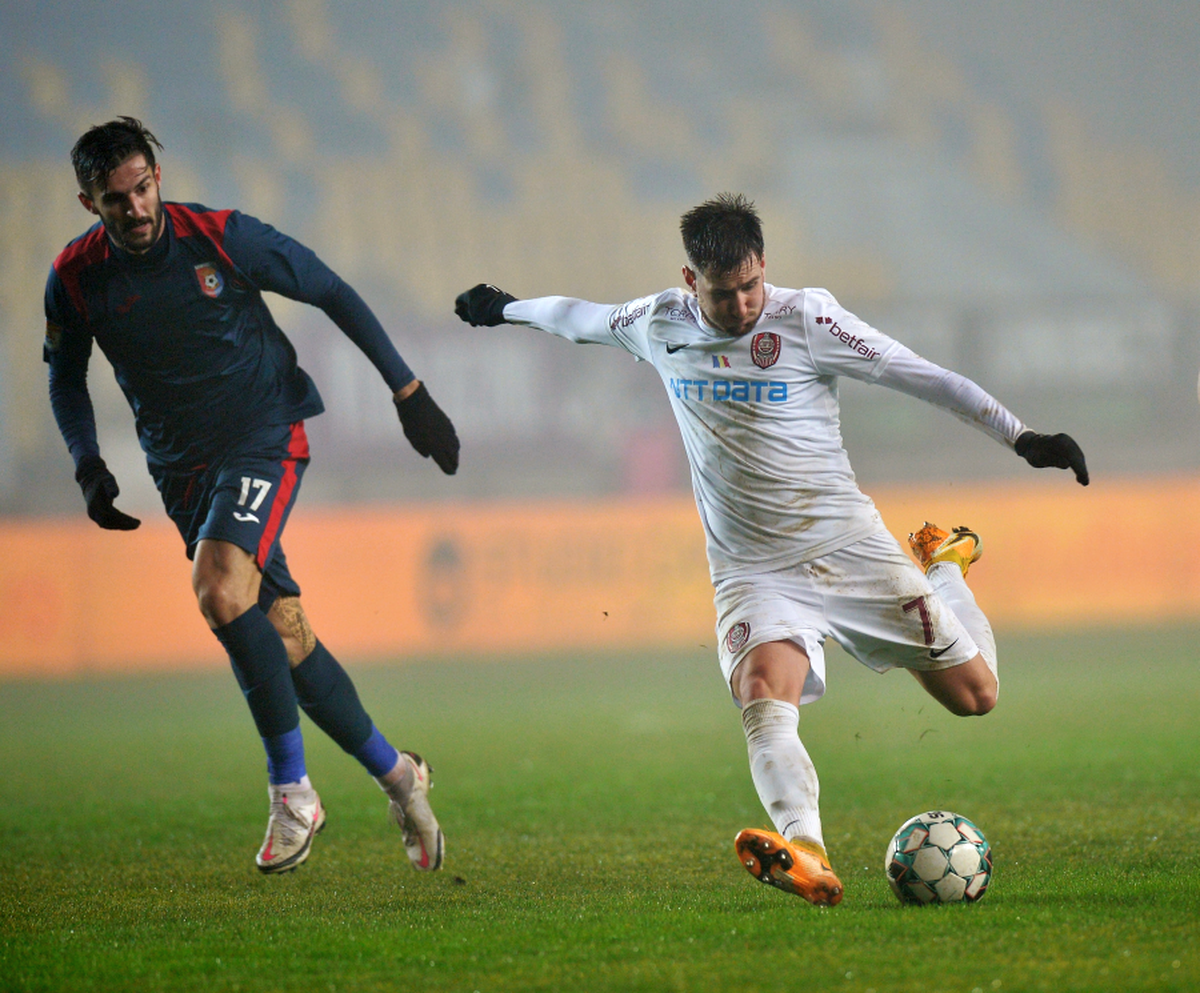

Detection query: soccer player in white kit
xmin=454 ymin=194 xmax=1088 ymax=906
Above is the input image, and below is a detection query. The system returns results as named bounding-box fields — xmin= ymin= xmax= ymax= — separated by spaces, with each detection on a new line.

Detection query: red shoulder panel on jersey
xmin=53 ymin=226 xmax=110 ymax=323
xmin=166 ymin=203 xmax=237 ymax=273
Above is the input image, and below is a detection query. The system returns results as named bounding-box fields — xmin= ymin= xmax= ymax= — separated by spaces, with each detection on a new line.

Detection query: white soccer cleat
xmin=388 ymin=751 xmax=444 ymax=871
xmin=255 ymin=785 xmax=326 ymax=874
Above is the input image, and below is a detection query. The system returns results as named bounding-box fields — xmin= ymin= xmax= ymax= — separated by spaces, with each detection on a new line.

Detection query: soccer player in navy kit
xmin=45 ymin=118 xmax=454 ymax=875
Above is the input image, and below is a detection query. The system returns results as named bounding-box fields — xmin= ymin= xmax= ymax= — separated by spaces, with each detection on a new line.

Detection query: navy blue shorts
xmin=153 ymin=422 xmax=310 ymax=612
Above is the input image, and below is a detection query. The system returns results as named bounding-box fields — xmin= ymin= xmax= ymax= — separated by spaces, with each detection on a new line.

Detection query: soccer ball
xmin=885 ymin=810 xmax=992 ymax=904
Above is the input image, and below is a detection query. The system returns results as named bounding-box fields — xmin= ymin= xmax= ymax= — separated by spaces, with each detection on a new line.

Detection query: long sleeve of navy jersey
xmin=223 ymin=212 xmax=414 ymax=394
xmin=47 ymin=341 xmax=101 ymax=466
xmin=45 ymin=268 xmax=101 ymax=467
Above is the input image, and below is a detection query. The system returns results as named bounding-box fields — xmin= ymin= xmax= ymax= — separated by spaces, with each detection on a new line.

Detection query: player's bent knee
xmin=976 ymin=682 xmax=998 ymax=716
xmin=195 ymin=580 xmax=257 ymax=629
xmin=915 ymin=660 xmax=997 ymax=717
xmin=951 ymin=690 xmax=996 ymax=718
xmin=192 ymin=542 xmax=262 ymax=628
xmin=731 ymin=640 xmax=810 ymax=707
xmin=951 ymin=676 xmax=998 ymax=717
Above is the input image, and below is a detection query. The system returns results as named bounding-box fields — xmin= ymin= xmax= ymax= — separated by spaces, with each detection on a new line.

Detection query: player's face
xmin=78 ymin=154 xmax=165 ymax=254
xmin=683 ymin=255 xmax=766 ymax=336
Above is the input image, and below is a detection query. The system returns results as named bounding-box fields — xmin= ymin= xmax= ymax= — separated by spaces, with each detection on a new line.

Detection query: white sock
xmin=375 ymin=753 xmax=415 ymax=801
xmin=928 ymin=561 xmax=998 ymax=684
xmin=270 ymin=775 xmax=314 ymax=798
xmin=741 ymin=698 xmax=824 ymax=848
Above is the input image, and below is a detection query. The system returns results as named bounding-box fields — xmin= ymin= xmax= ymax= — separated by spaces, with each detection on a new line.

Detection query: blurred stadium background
xmin=2 ymin=0 xmax=1200 ymax=671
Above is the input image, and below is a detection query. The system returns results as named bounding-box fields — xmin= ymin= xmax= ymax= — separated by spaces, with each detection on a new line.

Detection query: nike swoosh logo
xmin=665 ymin=342 xmax=690 ymax=353
xmin=929 ymin=639 xmax=959 ymax=659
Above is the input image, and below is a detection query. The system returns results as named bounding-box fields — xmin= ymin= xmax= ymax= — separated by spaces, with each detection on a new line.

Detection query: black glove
xmin=1015 ymin=431 xmax=1089 ymax=486
xmin=75 ymin=455 xmax=142 ymax=530
xmin=395 ymin=382 xmax=460 ymax=475
xmin=455 ymin=283 xmax=516 ymax=326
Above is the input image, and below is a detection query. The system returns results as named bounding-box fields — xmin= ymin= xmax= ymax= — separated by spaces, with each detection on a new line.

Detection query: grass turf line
xmin=1 ymin=625 xmax=1198 ymax=992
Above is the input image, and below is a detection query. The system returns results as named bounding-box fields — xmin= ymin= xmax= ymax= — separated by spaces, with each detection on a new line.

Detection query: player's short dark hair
xmin=680 ymin=193 xmax=764 ymax=277
xmin=71 ymin=117 xmax=163 ymax=195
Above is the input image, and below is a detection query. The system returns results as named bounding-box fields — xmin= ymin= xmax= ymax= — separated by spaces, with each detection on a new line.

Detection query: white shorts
xmin=714 ymin=529 xmax=979 ymax=706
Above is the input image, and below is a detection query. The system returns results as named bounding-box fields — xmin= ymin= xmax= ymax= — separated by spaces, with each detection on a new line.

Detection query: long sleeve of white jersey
xmin=798 ymin=288 xmax=1025 ymax=450
xmin=873 ymin=345 xmax=1026 ymax=448
xmin=503 ymin=296 xmax=654 ymax=359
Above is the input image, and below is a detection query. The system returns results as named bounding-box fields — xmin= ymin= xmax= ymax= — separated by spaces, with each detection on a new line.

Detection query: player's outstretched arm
xmin=47 ymin=347 xmax=142 ymax=530
xmin=1015 ymin=431 xmax=1089 ymax=486
xmin=394 ymin=381 xmax=460 ymax=475
xmin=455 ymin=284 xmax=517 ymax=326
xmin=74 ymin=455 xmax=142 ymax=530
xmin=871 ymin=345 xmax=1088 ymax=486
xmin=455 ymin=285 xmax=655 ymax=356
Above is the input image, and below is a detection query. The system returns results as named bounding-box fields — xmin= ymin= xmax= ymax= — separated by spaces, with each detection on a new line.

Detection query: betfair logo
xmin=817 ymin=315 xmax=879 ymax=360
xmin=610 ymin=301 xmax=650 ymax=331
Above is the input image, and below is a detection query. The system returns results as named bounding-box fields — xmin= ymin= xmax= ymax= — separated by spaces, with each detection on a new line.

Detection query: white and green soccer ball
xmin=885 ymin=810 xmax=992 ymax=904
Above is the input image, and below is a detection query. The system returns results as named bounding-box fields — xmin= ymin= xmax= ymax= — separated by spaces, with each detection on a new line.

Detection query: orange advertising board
xmin=2 ymin=476 xmax=1198 ymax=678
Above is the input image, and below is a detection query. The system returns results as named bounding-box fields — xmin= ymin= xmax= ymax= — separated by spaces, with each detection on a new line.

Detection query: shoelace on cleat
xmin=267 ymin=798 xmax=315 ymax=850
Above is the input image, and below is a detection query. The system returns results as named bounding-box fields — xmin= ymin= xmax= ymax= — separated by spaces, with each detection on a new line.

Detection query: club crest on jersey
xmin=194 ymin=263 xmax=224 ymax=299
xmin=750 ymin=332 xmax=781 ymax=369
xmin=725 ymin=621 xmax=751 ymax=654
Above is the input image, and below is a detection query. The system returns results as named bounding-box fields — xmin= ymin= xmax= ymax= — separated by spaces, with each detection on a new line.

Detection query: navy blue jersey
xmin=45 ymin=202 xmax=413 ymax=469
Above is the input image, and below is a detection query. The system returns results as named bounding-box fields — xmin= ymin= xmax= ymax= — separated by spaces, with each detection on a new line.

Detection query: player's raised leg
xmin=907 ymin=523 xmax=999 ymax=717
xmin=266 ymin=595 xmax=444 ymax=871
xmin=731 ymin=640 xmax=843 ymax=907
xmin=193 ymin=539 xmax=324 ymax=874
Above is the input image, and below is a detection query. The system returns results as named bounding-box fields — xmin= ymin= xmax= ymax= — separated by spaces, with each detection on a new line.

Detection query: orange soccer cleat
xmin=734 ymin=828 xmax=844 ymax=906
xmin=907 ymin=522 xmax=983 ymax=578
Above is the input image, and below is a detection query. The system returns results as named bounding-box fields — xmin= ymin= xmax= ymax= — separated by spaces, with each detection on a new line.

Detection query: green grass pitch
xmin=2 ymin=625 xmax=1198 ymax=992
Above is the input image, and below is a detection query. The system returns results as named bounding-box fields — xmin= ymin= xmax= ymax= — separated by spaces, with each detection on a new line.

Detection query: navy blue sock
xmin=291 ymin=641 xmax=379 ymax=759
xmin=214 ymin=607 xmax=305 ymax=781
xmin=354 ymin=726 xmax=402 ymax=779
xmin=263 ymin=727 xmax=307 ymax=785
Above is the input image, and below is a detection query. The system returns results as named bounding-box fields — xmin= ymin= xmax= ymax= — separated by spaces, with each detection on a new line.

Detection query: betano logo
xmin=669 ymin=378 xmax=788 ymax=403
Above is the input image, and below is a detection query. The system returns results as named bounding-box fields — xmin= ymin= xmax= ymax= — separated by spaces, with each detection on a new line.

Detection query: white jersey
xmin=505 ymin=284 xmax=1024 ymax=583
